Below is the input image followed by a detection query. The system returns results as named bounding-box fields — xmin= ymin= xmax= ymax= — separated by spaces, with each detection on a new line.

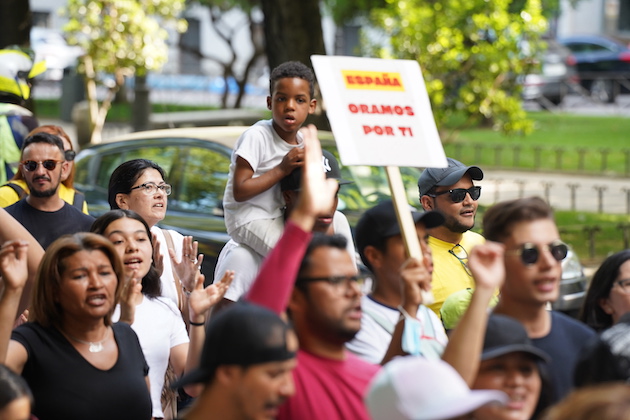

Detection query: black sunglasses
xmin=64 ymin=150 xmax=76 ymax=161
xmin=427 ymin=186 xmax=481 ymax=203
xmin=21 ymin=160 xmax=63 ymax=172
xmin=505 ymin=240 xmax=569 ymax=266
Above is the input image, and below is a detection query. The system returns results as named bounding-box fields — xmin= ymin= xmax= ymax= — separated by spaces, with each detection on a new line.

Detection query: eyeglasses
xmin=296 ymin=274 xmax=366 ymax=290
xmin=614 ymin=279 xmax=630 ymax=294
xmin=448 ymin=244 xmax=472 ymax=277
xmin=505 ymin=240 xmax=569 ymax=266
xmin=20 ymin=160 xmax=63 ymax=171
xmin=129 ymin=182 xmax=172 ymax=196
xmin=427 ymin=186 xmax=481 ymax=203
xmin=64 ymin=150 xmax=76 ymax=161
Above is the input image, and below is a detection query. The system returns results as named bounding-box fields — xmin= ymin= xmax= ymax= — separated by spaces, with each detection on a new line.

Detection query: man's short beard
xmin=444 ymin=215 xmax=474 ymax=234
xmin=30 ymin=187 xmax=57 ymax=198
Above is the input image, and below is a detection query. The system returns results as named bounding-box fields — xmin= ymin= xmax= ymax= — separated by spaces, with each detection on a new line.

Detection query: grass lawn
xmin=443 ymin=112 xmax=630 ymax=175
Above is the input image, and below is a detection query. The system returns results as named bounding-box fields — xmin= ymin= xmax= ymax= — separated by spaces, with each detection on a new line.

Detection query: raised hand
xmin=170 ymin=236 xmax=203 ymax=292
xmin=290 ymin=125 xmax=340 ymax=231
xmin=0 ymin=240 xmax=29 ymax=292
xmin=152 ymin=232 xmax=164 ymax=277
xmin=118 ymin=272 xmax=142 ymax=324
xmin=399 ymin=257 xmax=431 ymax=313
xmin=468 ymin=241 xmax=506 ymax=292
xmin=188 ymin=270 xmax=234 ymax=320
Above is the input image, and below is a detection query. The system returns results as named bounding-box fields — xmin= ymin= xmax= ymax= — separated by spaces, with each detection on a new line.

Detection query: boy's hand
xmin=279 ymin=147 xmax=304 ymax=175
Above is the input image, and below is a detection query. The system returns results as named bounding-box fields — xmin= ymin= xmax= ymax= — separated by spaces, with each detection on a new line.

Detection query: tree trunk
xmin=260 ymin=0 xmax=330 ymax=130
xmin=0 ymin=0 xmax=31 ymax=48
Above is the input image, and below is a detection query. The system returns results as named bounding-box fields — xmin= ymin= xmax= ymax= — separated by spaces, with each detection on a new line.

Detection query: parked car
xmin=558 ymin=34 xmax=630 ymax=103
xmin=520 ymin=38 xmax=579 ymax=107
xmin=30 ymin=27 xmax=84 ymax=81
xmin=73 ymin=126 xmax=587 ymax=315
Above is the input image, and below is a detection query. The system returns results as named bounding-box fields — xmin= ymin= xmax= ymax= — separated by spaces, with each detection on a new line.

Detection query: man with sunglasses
xmin=473 ymin=196 xmax=595 ymax=404
xmin=418 ymin=157 xmax=486 ymax=317
xmin=5 ymin=132 xmax=94 ymax=249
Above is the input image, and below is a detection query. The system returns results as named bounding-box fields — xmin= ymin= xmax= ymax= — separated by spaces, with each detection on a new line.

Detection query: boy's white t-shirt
xmin=222 ymin=119 xmax=303 ymax=235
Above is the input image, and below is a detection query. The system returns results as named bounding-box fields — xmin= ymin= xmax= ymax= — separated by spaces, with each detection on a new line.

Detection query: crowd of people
xmin=1 ymin=54 xmax=630 ymax=420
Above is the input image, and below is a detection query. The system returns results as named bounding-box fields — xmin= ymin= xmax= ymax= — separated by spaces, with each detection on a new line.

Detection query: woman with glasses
xmin=579 ymin=249 xmax=630 ymax=332
xmin=108 ymin=159 xmax=201 ymax=315
xmin=0 ymin=125 xmax=89 ymax=214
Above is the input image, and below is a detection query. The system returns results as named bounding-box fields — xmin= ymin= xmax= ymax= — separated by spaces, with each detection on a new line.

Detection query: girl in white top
xmin=92 ymin=210 xmax=232 ymax=418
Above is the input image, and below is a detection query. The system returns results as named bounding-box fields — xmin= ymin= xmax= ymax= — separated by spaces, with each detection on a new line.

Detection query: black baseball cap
xmin=280 ymin=150 xmax=352 ymax=191
xmin=418 ymin=158 xmax=483 ymax=197
xmin=173 ymin=301 xmax=296 ymax=387
xmin=355 ymin=200 xmax=445 ymax=266
xmin=482 ymin=314 xmax=550 ymax=362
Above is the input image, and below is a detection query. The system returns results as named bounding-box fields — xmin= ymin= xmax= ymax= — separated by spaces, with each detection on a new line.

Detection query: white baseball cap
xmin=366 ymin=357 xmax=508 ymax=420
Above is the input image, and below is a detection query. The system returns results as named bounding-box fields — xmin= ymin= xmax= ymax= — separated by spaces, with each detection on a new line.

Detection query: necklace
xmin=64 ymin=327 xmax=110 ymax=353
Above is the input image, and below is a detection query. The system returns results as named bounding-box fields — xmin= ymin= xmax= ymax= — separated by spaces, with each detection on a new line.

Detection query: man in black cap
xmin=346 ymin=200 xmax=449 ymax=364
xmin=174 ymin=302 xmax=298 ymax=420
xmin=418 ymin=157 xmax=485 ymax=316
xmin=213 ymin=149 xmax=354 ymax=312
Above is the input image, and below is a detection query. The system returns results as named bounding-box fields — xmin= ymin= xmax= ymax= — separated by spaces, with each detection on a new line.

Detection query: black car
xmin=521 ymin=39 xmax=578 ymax=107
xmin=73 ymin=126 xmax=588 ymax=315
xmin=559 ymin=34 xmax=630 ymax=103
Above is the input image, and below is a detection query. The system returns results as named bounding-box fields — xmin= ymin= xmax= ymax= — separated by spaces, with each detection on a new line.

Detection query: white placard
xmin=311 ymin=55 xmax=447 ymax=168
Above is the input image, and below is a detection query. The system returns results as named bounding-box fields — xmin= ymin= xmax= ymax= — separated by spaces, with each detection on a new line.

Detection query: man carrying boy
xmin=471 ymin=196 xmax=596 ymax=403
xmin=222 ymin=61 xmax=316 ymax=257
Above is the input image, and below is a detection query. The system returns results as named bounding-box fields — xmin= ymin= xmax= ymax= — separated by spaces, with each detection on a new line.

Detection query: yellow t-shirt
xmin=0 ymin=180 xmax=89 ymax=214
xmin=427 ymin=231 xmax=486 ymax=317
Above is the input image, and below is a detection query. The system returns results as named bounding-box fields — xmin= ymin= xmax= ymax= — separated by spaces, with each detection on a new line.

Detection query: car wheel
xmin=590 ymin=78 xmax=617 ymax=103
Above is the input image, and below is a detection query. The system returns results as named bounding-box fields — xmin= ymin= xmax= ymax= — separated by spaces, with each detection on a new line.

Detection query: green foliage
xmin=62 ymin=0 xmax=187 ymax=76
xmin=364 ymin=0 xmax=548 ymax=135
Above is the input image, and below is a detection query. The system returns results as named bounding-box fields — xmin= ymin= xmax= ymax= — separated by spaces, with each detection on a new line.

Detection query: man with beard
xmin=5 ymin=132 xmax=94 ymax=248
xmin=418 ymin=157 xmax=485 ymax=316
xmin=245 ymin=126 xmax=502 ymax=419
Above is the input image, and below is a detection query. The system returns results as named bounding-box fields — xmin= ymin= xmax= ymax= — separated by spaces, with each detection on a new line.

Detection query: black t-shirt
xmin=12 ymin=322 xmax=152 ymax=420
xmin=5 ymin=199 xmax=94 ymax=249
xmin=532 ymin=311 xmax=596 ymax=403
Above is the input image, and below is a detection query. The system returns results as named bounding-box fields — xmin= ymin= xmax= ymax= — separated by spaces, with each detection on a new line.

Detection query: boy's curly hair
xmin=269 ymin=61 xmax=315 ymax=99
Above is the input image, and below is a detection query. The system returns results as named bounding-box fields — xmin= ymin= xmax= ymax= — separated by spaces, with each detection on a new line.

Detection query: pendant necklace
xmin=64 ymin=327 xmax=110 ymax=353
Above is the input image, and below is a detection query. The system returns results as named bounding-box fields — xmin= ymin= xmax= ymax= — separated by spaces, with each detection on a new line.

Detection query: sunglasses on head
xmin=505 ymin=240 xmax=569 ymax=265
xmin=21 ymin=160 xmax=63 ymax=172
xmin=427 ymin=186 xmax=481 ymax=203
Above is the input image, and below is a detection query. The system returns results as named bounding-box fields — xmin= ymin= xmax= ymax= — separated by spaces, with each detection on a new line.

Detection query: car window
xmin=93 ymin=146 xmax=179 ymax=195
xmin=169 ymin=146 xmax=230 ymax=214
xmin=322 ymin=145 xmax=422 ymax=212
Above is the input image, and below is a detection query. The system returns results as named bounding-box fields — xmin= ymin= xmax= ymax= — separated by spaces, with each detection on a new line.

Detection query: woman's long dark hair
xmin=579 ymin=249 xmax=630 ymax=332
xmin=91 ymin=209 xmax=162 ymax=298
